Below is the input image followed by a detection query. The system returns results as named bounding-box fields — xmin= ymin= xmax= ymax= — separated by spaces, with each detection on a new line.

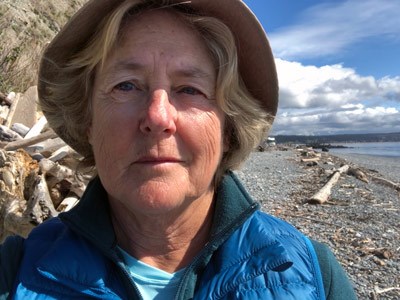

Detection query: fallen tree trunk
xmin=309 ymin=165 xmax=349 ymax=204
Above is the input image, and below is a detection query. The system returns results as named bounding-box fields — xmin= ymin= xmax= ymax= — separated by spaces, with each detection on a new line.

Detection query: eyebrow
xmin=172 ymin=66 xmax=214 ymax=79
xmin=107 ymin=60 xmax=214 ymax=79
xmin=106 ymin=61 xmax=144 ymax=74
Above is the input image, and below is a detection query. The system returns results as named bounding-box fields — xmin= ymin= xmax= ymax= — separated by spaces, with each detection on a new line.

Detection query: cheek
xmin=89 ymin=109 xmax=126 ymax=160
xmin=188 ymin=111 xmax=225 ymax=161
xmin=91 ymin=102 xmax=136 ymax=137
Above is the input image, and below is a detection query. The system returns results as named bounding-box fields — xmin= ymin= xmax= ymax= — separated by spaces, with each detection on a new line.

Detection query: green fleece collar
xmin=60 ymin=171 xmax=259 ymax=254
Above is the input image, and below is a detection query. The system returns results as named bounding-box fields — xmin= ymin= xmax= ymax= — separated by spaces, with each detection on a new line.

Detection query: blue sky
xmin=245 ymin=0 xmax=400 ymax=135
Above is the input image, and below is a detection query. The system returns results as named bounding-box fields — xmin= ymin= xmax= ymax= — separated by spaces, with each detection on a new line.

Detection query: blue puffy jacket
xmin=3 ymin=172 xmax=357 ymax=299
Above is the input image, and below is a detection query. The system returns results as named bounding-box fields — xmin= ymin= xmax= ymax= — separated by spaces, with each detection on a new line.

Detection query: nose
xmin=139 ymin=89 xmax=177 ymax=135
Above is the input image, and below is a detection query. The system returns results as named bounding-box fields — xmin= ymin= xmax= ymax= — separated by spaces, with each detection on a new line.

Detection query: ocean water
xmin=329 ymin=142 xmax=400 ymax=158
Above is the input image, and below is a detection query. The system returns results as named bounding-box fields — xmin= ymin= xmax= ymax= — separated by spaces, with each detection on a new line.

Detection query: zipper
xmin=173 ymin=202 xmax=259 ymax=300
xmin=110 ymin=249 xmax=145 ymax=300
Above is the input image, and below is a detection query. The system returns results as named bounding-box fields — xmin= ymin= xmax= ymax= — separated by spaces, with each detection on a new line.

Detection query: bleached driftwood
xmin=39 ymin=158 xmax=87 ymax=200
xmin=27 ymin=174 xmax=59 ymax=223
xmin=309 ymin=165 xmax=349 ymax=204
xmin=4 ymin=93 xmax=20 ymax=127
xmin=301 ymin=157 xmax=320 ymax=163
xmin=24 ymin=115 xmax=47 ymax=139
xmin=57 ymin=196 xmax=79 ymax=212
xmin=369 ymin=175 xmax=400 ymax=192
xmin=26 ymin=137 xmax=67 ymax=156
xmin=1 ymin=175 xmax=58 ymax=242
xmin=348 ymin=167 xmax=369 ymax=183
xmin=0 ymin=86 xmax=91 ymax=242
xmin=0 ymin=149 xmax=58 ymax=242
xmin=4 ymin=130 xmax=57 ymax=151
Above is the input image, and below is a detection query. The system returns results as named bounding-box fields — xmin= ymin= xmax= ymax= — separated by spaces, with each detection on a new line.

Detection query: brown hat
xmin=38 ymin=0 xmax=278 ymax=155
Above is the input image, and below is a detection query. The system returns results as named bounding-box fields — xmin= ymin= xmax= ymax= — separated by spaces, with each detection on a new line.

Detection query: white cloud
xmin=377 ymin=77 xmax=400 ymax=100
xmin=341 ymin=103 xmax=364 ymax=109
xmin=273 ymin=59 xmax=400 ymax=135
xmin=269 ymin=0 xmax=400 ymax=60
xmin=273 ymin=105 xmax=400 ymax=135
xmin=275 ymin=58 xmax=400 ymax=109
xmin=266 ymin=0 xmax=400 ymax=135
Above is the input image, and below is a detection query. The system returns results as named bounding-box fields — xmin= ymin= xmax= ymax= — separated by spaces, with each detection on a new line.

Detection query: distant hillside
xmin=275 ymin=132 xmax=400 ymax=144
xmin=0 ymin=0 xmax=86 ymax=93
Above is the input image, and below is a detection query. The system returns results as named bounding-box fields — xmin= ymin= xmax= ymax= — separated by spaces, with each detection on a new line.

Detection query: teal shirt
xmin=119 ymin=248 xmax=185 ymax=299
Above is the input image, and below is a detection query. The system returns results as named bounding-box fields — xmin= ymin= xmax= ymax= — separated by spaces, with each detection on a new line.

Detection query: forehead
xmin=100 ymin=9 xmax=215 ymax=75
xmin=118 ymin=9 xmax=202 ymax=48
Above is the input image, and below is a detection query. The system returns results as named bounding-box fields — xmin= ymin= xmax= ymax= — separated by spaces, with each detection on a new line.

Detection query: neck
xmin=110 ymin=191 xmax=215 ymax=273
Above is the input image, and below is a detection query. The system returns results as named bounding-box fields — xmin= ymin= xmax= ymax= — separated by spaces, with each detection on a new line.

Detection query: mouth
xmin=135 ymin=156 xmax=183 ymax=164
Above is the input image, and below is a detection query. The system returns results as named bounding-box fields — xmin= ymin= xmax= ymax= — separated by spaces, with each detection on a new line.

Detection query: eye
xmin=114 ymin=81 xmax=138 ymax=92
xmin=178 ymin=86 xmax=204 ymax=96
xmin=110 ymin=81 xmax=144 ymax=103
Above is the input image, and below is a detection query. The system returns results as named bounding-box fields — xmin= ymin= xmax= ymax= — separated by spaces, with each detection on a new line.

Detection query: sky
xmin=245 ymin=0 xmax=400 ymax=136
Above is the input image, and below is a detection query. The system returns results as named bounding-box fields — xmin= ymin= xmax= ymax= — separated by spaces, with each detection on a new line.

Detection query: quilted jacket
xmin=1 ymin=172 xmax=357 ymax=299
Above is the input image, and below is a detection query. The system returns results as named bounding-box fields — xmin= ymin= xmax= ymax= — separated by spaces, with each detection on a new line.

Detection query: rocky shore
xmin=236 ymin=148 xmax=400 ymax=300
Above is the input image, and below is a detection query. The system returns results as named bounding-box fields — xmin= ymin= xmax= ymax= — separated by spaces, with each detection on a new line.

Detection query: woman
xmin=0 ymin=0 xmax=357 ymax=299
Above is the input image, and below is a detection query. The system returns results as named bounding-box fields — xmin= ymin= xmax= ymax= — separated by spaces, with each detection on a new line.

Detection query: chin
xmin=127 ymin=183 xmax=188 ymax=213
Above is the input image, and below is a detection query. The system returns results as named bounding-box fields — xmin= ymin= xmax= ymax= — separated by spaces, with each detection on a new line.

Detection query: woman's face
xmin=88 ymin=9 xmax=226 ymax=216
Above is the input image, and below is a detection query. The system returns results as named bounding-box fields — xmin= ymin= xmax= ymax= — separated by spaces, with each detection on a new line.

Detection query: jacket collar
xmin=59 ymin=176 xmax=116 ymax=251
xmin=60 ymin=171 xmax=259 ymax=253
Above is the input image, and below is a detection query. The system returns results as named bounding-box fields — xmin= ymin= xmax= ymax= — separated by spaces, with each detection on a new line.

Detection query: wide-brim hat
xmin=38 ymin=0 xmax=278 ymax=156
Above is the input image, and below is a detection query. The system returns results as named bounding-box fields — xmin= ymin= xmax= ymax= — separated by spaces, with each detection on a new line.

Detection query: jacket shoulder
xmin=195 ymin=211 xmax=326 ymax=299
xmin=0 ymin=234 xmax=25 ymax=299
xmin=13 ymin=218 xmax=126 ymax=299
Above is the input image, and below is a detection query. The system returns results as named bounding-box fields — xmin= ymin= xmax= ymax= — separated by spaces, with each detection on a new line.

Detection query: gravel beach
xmin=235 ymin=148 xmax=400 ymax=300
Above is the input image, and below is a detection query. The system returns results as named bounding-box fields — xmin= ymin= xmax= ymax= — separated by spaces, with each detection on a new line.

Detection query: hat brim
xmin=38 ymin=0 xmax=278 ymax=154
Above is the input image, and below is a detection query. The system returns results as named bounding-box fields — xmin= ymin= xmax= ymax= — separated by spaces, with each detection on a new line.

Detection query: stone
xmin=11 ymin=123 xmax=30 ymax=137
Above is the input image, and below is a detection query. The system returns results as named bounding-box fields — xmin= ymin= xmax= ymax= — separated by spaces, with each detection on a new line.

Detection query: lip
xmin=135 ymin=156 xmax=183 ymax=164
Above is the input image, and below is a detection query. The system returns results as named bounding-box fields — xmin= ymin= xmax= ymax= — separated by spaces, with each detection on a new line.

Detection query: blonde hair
xmin=39 ymin=0 xmax=272 ymax=182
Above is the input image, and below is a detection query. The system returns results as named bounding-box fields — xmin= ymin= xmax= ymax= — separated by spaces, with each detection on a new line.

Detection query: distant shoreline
xmin=269 ymin=141 xmax=400 ymax=158
xmin=274 ymin=132 xmax=400 ymax=144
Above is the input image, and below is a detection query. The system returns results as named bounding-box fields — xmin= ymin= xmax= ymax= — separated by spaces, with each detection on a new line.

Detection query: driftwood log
xmin=348 ymin=167 xmax=369 ymax=183
xmin=0 ymin=149 xmax=58 ymax=242
xmin=309 ymin=164 xmax=350 ymax=204
xmin=301 ymin=157 xmax=320 ymax=163
xmin=369 ymin=175 xmax=400 ymax=192
xmin=4 ymin=130 xmax=57 ymax=151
